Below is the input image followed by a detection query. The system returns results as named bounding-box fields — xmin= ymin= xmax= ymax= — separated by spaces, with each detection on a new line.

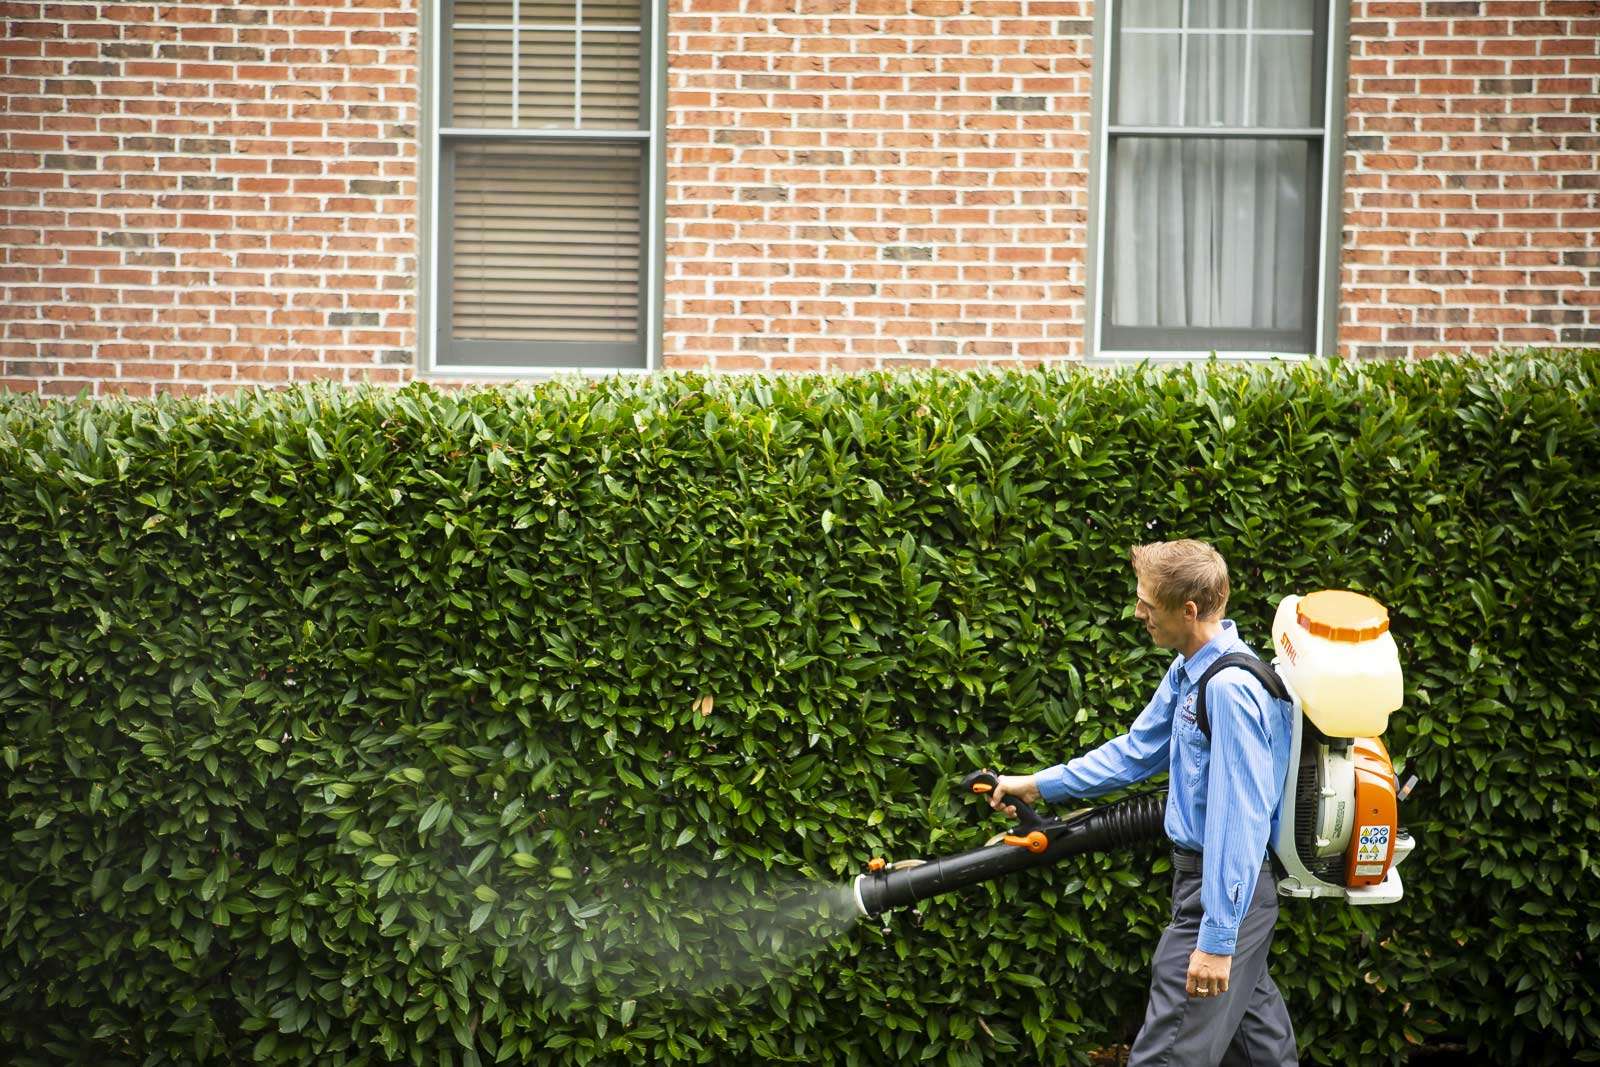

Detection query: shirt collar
xmin=1178 ymin=619 xmax=1243 ymax=684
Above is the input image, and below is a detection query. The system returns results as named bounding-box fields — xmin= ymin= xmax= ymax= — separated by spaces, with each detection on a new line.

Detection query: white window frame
xmin=1084 ymin=0 xmax=1350 ymax=364
xmin=417 ymin=0 xmax=665 ymax=379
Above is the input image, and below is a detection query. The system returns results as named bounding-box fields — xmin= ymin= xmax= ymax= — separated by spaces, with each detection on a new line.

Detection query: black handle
xmin=960 ymin=768 xmax=1045 ymax=833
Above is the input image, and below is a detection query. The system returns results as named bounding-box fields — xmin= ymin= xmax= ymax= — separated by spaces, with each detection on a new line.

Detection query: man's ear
xmin=1183 ymin=600 xmax=1200 ymax=622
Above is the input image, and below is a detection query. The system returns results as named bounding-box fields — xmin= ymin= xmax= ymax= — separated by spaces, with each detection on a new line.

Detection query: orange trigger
xmin=1003 ymin=831 xmax=1049 ymax=854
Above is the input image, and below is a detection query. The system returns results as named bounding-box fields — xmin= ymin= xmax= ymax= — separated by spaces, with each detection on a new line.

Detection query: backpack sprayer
xmin=853 ymin=591 xmax=1419 ymax=919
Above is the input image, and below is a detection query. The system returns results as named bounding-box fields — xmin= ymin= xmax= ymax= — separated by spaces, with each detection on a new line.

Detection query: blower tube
xmin=852 ymin=791 xmax=1167 ymax=918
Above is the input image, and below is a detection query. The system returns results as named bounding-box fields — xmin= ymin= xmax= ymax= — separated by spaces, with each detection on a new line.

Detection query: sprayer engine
xmin=1274 ymin=704 xmax=1415 ymax=902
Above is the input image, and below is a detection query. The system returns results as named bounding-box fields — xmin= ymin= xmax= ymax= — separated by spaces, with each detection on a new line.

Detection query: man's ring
xmin=1197 ymin=984 xmax=1209 ymax=994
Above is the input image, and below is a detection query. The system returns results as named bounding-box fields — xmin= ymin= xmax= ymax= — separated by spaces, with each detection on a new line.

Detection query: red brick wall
xmin=0 ymin=0 xmax=421 ymax=396
xmin=660 ymin=0 xmax=1092 ymax=372
xmin=1 ymin=0 xmax=1595 ymax=395
xmin=1338 ymin=0 xmax=1600 ymax=358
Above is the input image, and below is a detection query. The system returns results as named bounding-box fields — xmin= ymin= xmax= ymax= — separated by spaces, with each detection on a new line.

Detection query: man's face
xmin=1134 ymin=579 xmax=1192 ymax=651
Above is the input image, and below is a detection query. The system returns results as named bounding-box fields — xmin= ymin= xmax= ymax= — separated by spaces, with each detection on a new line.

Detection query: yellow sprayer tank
xmin=1271 ymin=590 xmax=1403 ymax=738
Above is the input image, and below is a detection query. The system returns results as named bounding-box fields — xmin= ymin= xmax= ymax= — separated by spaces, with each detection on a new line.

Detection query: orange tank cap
xmin=1297 ymin=590 xmax=1390 ymax=643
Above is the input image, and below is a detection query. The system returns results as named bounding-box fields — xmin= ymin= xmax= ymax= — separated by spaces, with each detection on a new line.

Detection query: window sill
xmin=1086 ymin=350 xmax=1315 ymax=365
xmin=418 ymin=364 xmax=657 ymax=380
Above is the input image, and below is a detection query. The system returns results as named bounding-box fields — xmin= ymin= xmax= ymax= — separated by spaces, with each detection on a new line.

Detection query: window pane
xmin=1189 ymin=0 xmax=1250 ymax=29
xmin=1114 ymin=32 xmax=1180 ymax=124
xmin=451 ymin=28 xmax=514 ymax=127
xmin=1107 ymin=137 xmax=1309 ymax=332
xmin=523 ymin=0 xmax=577 ymax=22
xmin=1254 ymin=0 xmax=1313 ymax=30
xmin=1184 ymin=34 xmax=1248 ymax=126
xmin=581 ymin=31 xmax=643 ymax=129
xmin=451 ymin=0 xmax=579 ymax=24
xmin=450 ymin=142 xmax=642 ymax=344
xmin=454 ymin=0 xmax=512 ymax=22
xmin=449 ymin=0 xmax=643 ymax=130
xmin=1178 ymin=32 xmax=1316 ymax=128
xmin=519 ymin=31 xmax=578 ymax=127
xmin=585 ymin=0 xmax=641 ymax=25
xmin=1122 ymin=0 xmax=1181 ymax=27
xmin=1252 ymin=34 xmax=1316 ymax=125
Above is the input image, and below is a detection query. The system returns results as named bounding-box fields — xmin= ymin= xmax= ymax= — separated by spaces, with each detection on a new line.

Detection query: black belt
xmin=1171 ymin=847 xmax=1271 ymax=874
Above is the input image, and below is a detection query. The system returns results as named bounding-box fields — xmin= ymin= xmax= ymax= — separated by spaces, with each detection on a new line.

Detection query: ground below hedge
xmin=1089 ymin=1044 xmax=1494 ymax=1064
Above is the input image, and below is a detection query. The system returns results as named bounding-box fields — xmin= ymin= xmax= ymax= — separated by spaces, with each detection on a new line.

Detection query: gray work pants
xmin=1126 ymin=856 xmax=1299 ymax=1067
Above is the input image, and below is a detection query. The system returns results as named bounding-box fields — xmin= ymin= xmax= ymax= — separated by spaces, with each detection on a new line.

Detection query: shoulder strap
xmin=1194 ymin=652 xmax=1288 ymax=743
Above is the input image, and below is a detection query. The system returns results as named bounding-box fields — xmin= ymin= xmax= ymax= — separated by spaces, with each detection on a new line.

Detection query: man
xmin=989 ymin=539 xmax=1299 ymax=1067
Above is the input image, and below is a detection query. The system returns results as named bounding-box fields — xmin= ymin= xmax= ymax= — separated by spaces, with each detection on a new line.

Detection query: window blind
xmin=450 ymin=141 xmax=641 ymax=344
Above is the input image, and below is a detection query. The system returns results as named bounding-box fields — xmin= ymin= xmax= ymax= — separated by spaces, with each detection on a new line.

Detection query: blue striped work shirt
xmin=1034 ymin=620 xmax=1294 ymax=956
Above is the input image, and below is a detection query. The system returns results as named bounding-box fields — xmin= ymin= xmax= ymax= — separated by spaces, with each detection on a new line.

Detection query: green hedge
xmin=2 ymin=353 xmax=1597 ymax=1066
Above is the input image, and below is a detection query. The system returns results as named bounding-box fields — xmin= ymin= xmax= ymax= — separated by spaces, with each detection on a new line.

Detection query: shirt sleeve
xmin=1035 ymin=661 xmax=1178 ymax=805
xmin=1198 ymin=669 xmax=1281 ymax=956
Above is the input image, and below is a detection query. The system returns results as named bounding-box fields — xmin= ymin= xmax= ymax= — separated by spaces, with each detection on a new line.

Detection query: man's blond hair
xmin=1130 ymin=539 xmax=1230 ymax=619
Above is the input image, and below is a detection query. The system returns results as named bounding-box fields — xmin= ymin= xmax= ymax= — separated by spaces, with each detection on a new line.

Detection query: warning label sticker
xmin=1356 ymin=824 xmax=1390 ymax=863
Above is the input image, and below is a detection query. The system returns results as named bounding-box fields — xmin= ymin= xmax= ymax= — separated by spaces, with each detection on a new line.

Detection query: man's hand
xmin=988 ymin=774 xmax=1041 ymax=817
xmin=1186 ymin=949 xmax=1232 ymax=998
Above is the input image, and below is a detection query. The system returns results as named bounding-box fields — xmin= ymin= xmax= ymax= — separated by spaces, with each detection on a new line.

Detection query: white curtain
xmin=1110 ymin=1 xmax=1312 ymax=334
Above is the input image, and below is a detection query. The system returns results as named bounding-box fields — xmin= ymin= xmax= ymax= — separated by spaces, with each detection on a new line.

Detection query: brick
xmin=4 ymin=361 xmax=58 ymax=377
xmin=38 ymin=379 xmax=97 ymax=397
xmin=100 ymin=231 xmax=152 ymax=248
xmin=181 ymin=175 xmax=233 ymax=191
xmin=1529 ymin=308 xmax=1584 ymax=324
xmin=1413 ymin=307 xmax=1469 ymax=324
xmin=216 ymin=5 xmax=269 ymax=23
xmin=1478 ymin=77 xmax=1535 ymax=93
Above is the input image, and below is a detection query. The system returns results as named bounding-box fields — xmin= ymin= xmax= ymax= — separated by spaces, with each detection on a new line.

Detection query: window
xmin=1089 ymin=0 xmax=1344 ymax=358
xmin=425 ymin=0 xmax=661 ymax=373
